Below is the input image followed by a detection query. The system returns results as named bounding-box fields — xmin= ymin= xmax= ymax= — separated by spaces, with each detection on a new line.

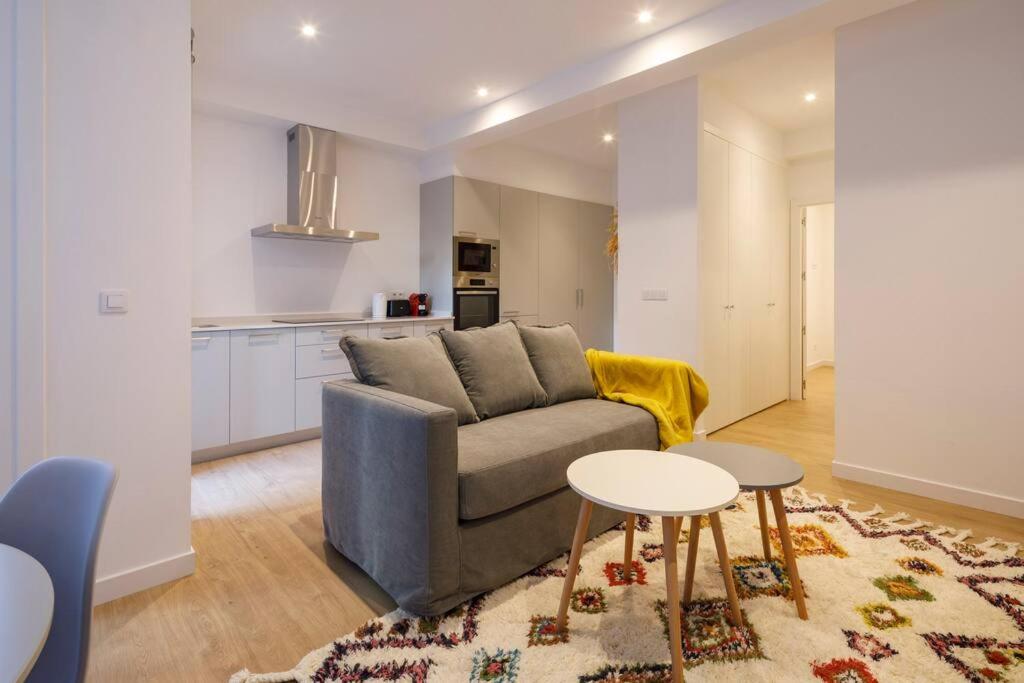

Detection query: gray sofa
xmin=322 ymin=322 xmax=658 ymax=616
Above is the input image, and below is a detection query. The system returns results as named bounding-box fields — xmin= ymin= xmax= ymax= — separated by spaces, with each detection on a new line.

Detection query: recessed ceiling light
xmin=476 ymin=86 xmax=489 ymax=98
xmin=804 ymin=92 xmax=817 ymax=102
xmin=300 ymin=23 xmax=318 ymax=38
xmin=637 ymin=9 xmax=653 ymax=23
xmin=602 ymin=133 xmax=615 ymax=143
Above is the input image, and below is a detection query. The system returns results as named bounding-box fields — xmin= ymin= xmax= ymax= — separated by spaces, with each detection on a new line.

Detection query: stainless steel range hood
xmin=251 ymin=124 xmax=380 ymax=243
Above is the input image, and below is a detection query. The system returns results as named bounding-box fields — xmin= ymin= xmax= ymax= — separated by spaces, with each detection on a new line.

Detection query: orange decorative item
xmin=408 ymin=292 xmax=430 ymax=317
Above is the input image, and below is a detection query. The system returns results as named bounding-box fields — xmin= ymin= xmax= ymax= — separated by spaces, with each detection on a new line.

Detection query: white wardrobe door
xmin=768 ymin=159 xmax=791 ymax=403
xmin=727 ymin=143 xmax=752 ymax=425
xmin=699 ymin=131 xmax=731 ymax=433
xmin=748 ymin=154 xmax=776 ymax=413
xmin=498 ymin=185 xmax=540 ymax=318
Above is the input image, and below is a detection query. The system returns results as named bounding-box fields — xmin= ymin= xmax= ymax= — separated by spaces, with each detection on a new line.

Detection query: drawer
xmin=296 ymin=373 xmax=352 ymax=431
xmin=500 ymin=314 xmax=539 ymax=327
xmin=296 ymin=323 xmax=368 ymax=346
xmin=296 ymin=342 xmax=352 ymax=379
xmin=413 ymin=320 xmax=453 ymax=337
xmin=367 ymin=322 xmax=415 ymax=339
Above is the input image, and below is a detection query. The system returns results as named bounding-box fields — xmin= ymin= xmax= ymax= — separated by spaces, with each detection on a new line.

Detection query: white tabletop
xmin=0 ymin=544 xmax=54 ymax=683
xmin=567 ymin=449 xmax=740 ymax=516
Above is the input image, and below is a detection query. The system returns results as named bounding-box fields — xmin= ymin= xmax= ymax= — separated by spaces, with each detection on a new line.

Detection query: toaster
xmin=386 ymin=299 xmax=411 ymax=317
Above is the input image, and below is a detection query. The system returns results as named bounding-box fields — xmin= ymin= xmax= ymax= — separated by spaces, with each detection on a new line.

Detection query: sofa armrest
xmin=321 ymin=380 xmax=460 ymax=614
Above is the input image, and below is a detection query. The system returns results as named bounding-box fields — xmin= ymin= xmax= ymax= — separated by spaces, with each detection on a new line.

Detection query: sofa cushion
xmin=339 ymin=334 xmax=479 ymax=425
xmin=440 ymin=321 xmax=547 ymax=419
xmin=517 ymin=323 xmax=596 ymax=405
xmin=456 ymin=399 xmax=658 ymax=520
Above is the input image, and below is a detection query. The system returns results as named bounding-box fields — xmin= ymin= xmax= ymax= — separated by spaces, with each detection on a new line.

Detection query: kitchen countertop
xmin=191 ymin=313 xmax=454 ymax=333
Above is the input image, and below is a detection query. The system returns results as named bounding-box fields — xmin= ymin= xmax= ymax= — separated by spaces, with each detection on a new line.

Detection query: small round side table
xmin=667 ymin=440 xmax=808 ymax=619
xmin=556 ymin=450 xmax=741 ymax=683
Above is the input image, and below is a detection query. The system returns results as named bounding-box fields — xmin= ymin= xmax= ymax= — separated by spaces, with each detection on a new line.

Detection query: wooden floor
xmin=88 ymin=366 xmax=1023 ymax=681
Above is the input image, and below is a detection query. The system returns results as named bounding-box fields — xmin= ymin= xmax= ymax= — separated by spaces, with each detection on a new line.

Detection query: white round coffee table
xmin=555 ymin=450 xmax=741 ymax=683
xmin=0 ymin=544 xmax=54 ymax=682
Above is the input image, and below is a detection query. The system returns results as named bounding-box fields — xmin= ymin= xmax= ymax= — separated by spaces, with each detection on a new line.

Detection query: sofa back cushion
xmin=339 ymin=334 xmax=479 ymax=425
xmin=517 ymin=322 xmax=596 ymax=404
xmin=439 ymin=321 xmax=547 ymax=419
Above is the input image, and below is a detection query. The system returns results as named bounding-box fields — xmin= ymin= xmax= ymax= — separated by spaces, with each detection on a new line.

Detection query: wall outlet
xmin=641 ymin=288 xmax=669 ymax=301
xmin=389 ymin=290 xmax=405 ymax=300
xmin=99 ymin=289 xmax=129 ymax=314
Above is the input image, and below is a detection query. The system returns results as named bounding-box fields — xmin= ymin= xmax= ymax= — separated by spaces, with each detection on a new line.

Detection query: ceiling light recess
xmin=804 ymin=92 xmax=817 ymax=102
xmin=602 ymin=133 xmax=615 ymax=143
xmin=301 ymin=23 xmax=317 ymax=38
xmin=637 ymin=9 xmax=653 ymax=24
xmin=476 ymin=86 xmax=489 ymax=98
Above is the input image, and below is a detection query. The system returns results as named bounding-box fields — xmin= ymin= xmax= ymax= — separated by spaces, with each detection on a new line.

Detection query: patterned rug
xmin=231 ymin=488 xmax=1024 ymax=682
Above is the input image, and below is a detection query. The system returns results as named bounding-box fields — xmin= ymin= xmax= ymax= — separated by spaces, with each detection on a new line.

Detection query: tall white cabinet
xmin=700 ymin=130 xmax=789 ymax=433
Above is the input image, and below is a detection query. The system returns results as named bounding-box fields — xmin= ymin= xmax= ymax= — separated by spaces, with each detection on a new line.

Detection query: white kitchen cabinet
xmin=498 ymin=185 xmax=539 ymax=318
xmin=413 ymin=319 xmax=453 ymax=336
xmin=191 ymin=331 xmax=229 ymax=451
xmin=296 ymin=342 xmax=353 ymax=378
xmin=295 ymin=373 xmax=352 ymax=431
xmin=367 ymin=322 xmax=415 ymax=339
xmin=538 ymin=193 xmax=580 ymax=327
xmin=453 ymin=177 xmax=500 ymax=239
xmin=577 ymin=201 xmax=614 ymax=350
xmin=229 ymin=328 xmax=296 ymax=442
xmin=500 ymin=314 xmax=539 ymax=327
xmin=296 ymin=323 xmax=368 ymax=346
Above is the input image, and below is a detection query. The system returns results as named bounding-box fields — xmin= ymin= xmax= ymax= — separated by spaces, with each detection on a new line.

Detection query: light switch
xmin=641 ymin=288 xmax=669 ymax=301
xmin=100 ymin=289 xmax=129 ymax=314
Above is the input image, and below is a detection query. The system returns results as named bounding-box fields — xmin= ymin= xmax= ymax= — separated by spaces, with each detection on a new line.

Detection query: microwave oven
xmin=453 ymin=236 xmax=499 ymax=288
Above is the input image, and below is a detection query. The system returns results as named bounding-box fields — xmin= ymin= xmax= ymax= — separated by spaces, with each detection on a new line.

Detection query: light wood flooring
xmin=87 ymin=366 xmax=1023 ymax=681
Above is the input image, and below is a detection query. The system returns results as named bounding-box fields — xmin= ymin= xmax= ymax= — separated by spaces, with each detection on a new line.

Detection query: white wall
xmin=834 ymin=0 xmax=1024 ymax=517
xmin=616 ymin=78 xmax=701 ymax=361
xmin=43 ymin=0 xmax=195 ymax=600
xmin=420 ymin=142 xmax=615 ymax=206
xmin=192 ymin=113 xmax=422 ymax=317
xmin=804 ymin=204 xmax=834 ymax=368
xmin=0 ymin=0 xmax=13 ymax=490
xmin=789 ymin=155 xmax=835 ymax=207
xmin=700 ymin=84 xmax=785 ymax=164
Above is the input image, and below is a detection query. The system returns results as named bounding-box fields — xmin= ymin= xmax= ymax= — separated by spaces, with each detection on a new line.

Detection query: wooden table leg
xmin=755 ymin=491 xmax=771 ymax=561
xmin=769 ymin=489 xmax=809 ymax=620
xmin=682 ymin=515 xmax=702 ymax=605
xmin=708 ymin=511 xmax=743 ymax=627
xmin=674 ymin=516 xmax=683 ymax=544
xmin=623 ymin=513 xmax=636 ymax=580
xmin=662 ymin=517 xmax=685 ymax=683
xmin=556 ymin=499 xmax=593 ymax=632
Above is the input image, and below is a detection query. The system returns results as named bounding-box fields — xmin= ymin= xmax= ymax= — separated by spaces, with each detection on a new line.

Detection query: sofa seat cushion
xmin=456 ymin=399 xmax=659 ymax=520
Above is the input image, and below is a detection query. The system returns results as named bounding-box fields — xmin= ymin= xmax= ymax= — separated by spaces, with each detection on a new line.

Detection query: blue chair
xmin=0 ymin=457 xmax=117 ymax=683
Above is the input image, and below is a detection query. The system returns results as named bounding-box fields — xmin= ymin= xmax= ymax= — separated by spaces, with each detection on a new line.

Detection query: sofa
xmin=322 ymin=321 xmax=658 ymax=616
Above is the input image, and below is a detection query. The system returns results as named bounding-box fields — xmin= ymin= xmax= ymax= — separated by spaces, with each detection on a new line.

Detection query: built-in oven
xmin=453 ymin=236 xmax=499 ymax=282
xmin=453 ymin=285 xmax=499 ymax=330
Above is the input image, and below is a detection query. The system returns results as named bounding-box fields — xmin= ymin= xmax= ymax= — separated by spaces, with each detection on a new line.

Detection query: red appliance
xmin=408 ymin=292 xmax=430 ymax=317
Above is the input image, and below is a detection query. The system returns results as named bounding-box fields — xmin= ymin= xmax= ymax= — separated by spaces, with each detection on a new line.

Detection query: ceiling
xmin=704 ymin=31 xmax=835 ymax=132
xmin=507 ymin=106 xmax=619 ymax=170
xmin=192 ymin=0 xmax=731 ymax=131
xmin=498 ymin=31 xmax=834 ymax=170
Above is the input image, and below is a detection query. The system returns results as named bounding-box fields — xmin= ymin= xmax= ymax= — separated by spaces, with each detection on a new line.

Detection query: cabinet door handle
xmin=321 ymin=328 xmax=346 ymax=338
xmin=320 ymin=348 xmax=345 ymax=357
xmin=579 ymin=288 xmax=584 ymax=307
xmin=457 ymin=230 xmax=477 ymax=236
xmin=248 ymin=332 xmax=279 ymax=343
xmin=502 ymin=310 xmax=520 ymax=315
xmin=191 ymin=336 xmax=212 ymax=344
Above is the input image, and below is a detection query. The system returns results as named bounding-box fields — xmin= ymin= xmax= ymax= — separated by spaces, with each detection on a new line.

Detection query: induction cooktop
xmin=271 ymin=315 xmax=364 ymax=324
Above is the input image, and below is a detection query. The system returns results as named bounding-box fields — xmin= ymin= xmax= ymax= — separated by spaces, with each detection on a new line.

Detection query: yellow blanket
xmin=585 ymin=349 xmax=709 ymax=450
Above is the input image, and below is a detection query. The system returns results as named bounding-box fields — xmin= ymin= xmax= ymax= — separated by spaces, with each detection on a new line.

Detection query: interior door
xmin=577 ymin=201 xmax=614 ymax=350
xmin=768 ymin=161 xmax=791 ymax=403
xmin=498 ymin=186 xmax=539 ymax=317
xmin=538 ymin=193 xmax=579 ymax=328
xmin=727 ymin=143 xmax=752 ymax=424
xmin=699 ymin=131 xmax=731 ymax=432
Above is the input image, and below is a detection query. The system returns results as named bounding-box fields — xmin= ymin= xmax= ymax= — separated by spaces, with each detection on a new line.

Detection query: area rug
xmin=231 ymin=488 xmax=1024 ymax=682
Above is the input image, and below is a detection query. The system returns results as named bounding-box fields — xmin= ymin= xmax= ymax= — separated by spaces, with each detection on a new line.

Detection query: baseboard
xmin=192 ymin=428 xmax=321 ymax=464
xmin=93 ymin=547 xmax=196 ymax=605
xmin=694 ymin=429 xmax=708 ymax=441
xmin=805 ymin=360 xmax=834 ymax=371
xmin=832 ymin=460 xmax=1024 ymax=519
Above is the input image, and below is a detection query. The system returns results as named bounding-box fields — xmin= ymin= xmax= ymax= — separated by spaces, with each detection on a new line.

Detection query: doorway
xmin=800 ymin=203 xmax=835 ymax=399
